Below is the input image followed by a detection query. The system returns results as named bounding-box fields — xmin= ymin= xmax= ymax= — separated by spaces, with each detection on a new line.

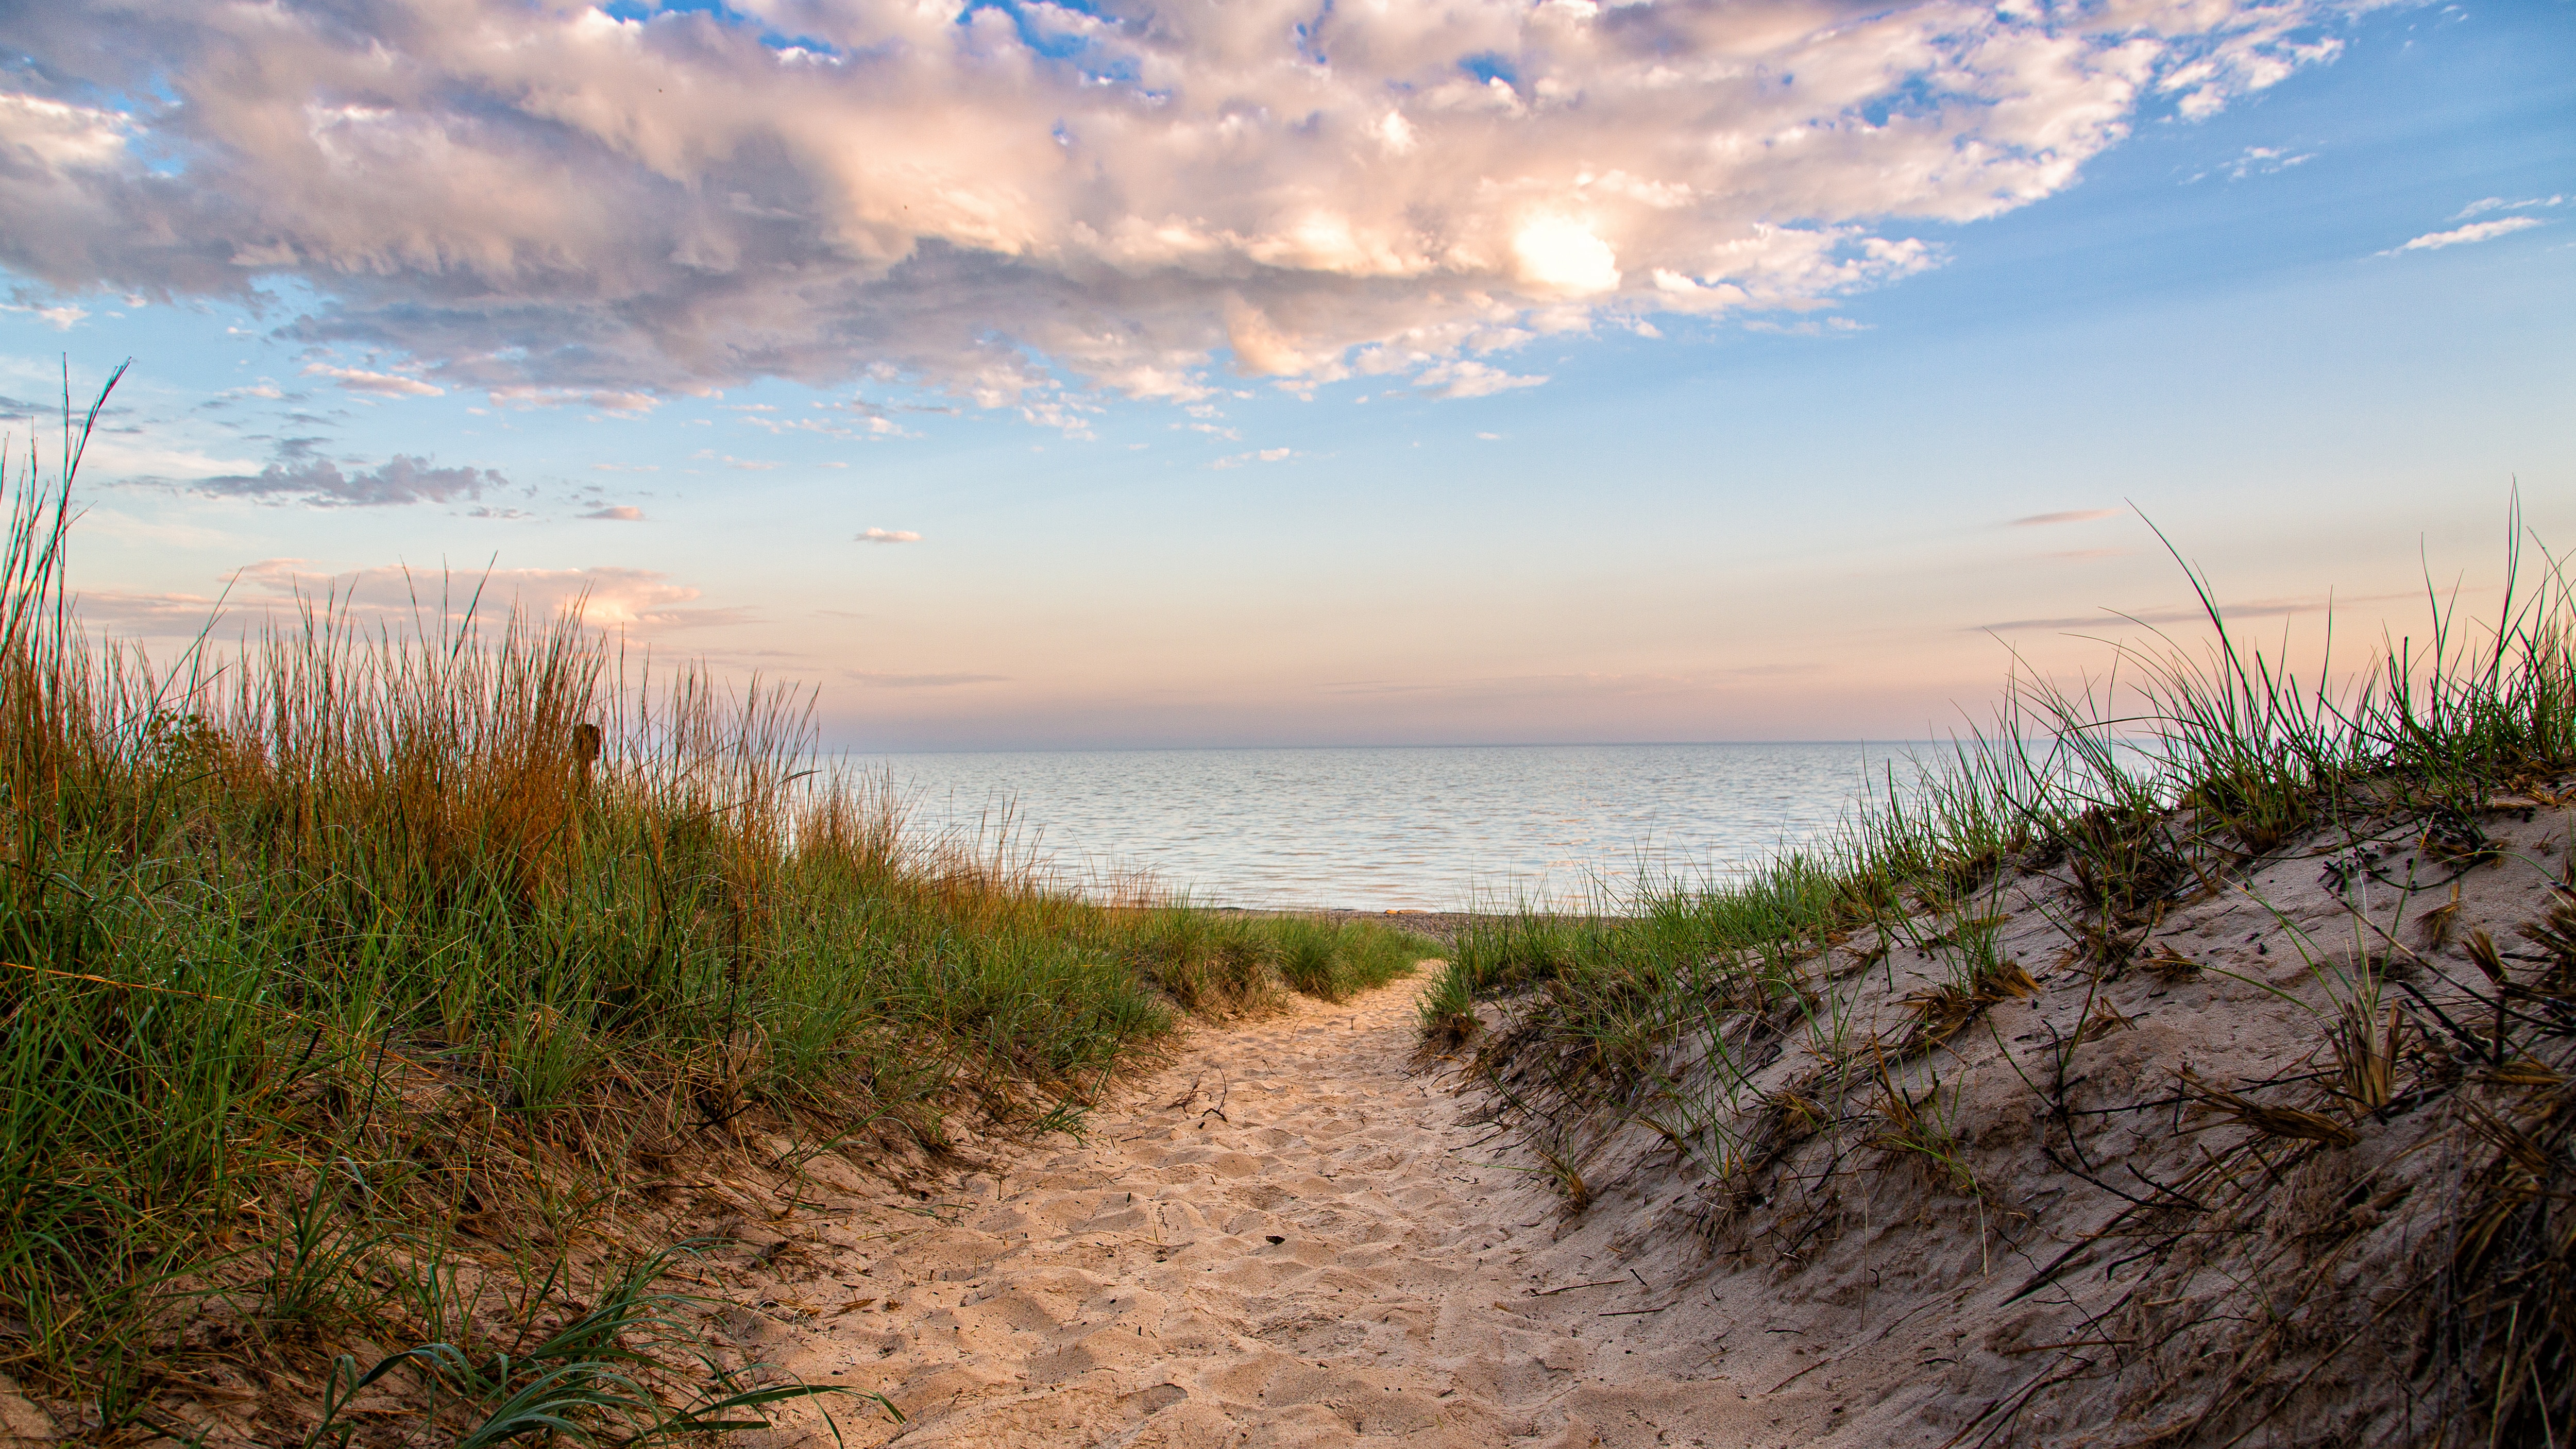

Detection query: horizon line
xmin=830 ymin=738 xmax=1952 ymax=756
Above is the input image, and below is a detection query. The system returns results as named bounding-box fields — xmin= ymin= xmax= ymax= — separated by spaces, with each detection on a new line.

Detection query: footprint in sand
xmin=745 ymin=981 xmax=1797 ymax=1449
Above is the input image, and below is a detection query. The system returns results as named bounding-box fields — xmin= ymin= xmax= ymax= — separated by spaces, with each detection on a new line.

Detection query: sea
xmin=845 ymin=742 xmax=1936 ymax=912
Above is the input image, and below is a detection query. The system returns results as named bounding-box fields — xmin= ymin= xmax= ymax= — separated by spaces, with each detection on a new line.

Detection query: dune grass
xmin=0 ymin=382 xmax=1433 ymax=1442
xmin=1420 ymin=503 xmax=2576 ymax=1443
xmin=1426 ymin=507 xmax=2576 ymax=1065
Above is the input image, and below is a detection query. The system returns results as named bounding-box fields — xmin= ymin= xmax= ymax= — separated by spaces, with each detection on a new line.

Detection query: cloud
xmin=1414 ymin=360 xmax=1548 ymax=399
xmin=230 ymin=559 xmax=751 ymax=632
xmin=1 ymin=299 xmax=87 ymax=329
xmin=490 ymin=385 xmax=660 ymax=416
xmin=2455 ymin=195 xmax=2568 ymax=220
xmin=70 ymin=559 xmax=745 ymax=636
xmin=302 ymin=364 xmax=442 ymax=398
xmin=1212 ymin=448 xmax=1296 ymax=469
xmin=0 ymin=0 xmax=2348 ymax=410
xmin=856 ymin=527 xmax=921 ymax=543
xmin=1974 ymin=589 xmax=2419 ymax=633
xmin=192 ymin=443 xmax=503 ymax=507
xmin=63 ymin=586 xmax=235 ymax=636
xmin=581 ymin=505 xmax=645 ymax=521
xmin=843 ymin=670 xmax=1007 ymax=688
xmin=2189 ymin=144 xmax=2316 ymax=183
xmin=2389 ymin=217 xmax=2547 ymax=253
xmin=1741 ymin=314 xmax=1871 ymax=337
xmin=2011 ymin=509 xmax=2123 ymax=526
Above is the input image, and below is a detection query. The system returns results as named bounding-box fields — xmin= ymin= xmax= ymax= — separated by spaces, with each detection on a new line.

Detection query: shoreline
xmin=1206 ymin=904 xmax=1618 ymax=946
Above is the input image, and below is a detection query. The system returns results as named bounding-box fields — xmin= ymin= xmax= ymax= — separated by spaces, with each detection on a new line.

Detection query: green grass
xmin=0 ymin=377 xmax=1435 ymax=1441
xmin=1428 ymin=503 xmax=2576 ymax=1084
xmin=1418 ymin=499 xmax=2576 ymax=1444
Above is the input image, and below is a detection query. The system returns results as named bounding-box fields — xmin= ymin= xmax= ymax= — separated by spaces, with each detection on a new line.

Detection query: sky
xmin=0 ymin=0 xmax=2568 ymax=751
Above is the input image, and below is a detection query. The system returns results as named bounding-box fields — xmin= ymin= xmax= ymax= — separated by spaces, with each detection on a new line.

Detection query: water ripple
xmin=849 ymin=742 xmax=1928 ymax=911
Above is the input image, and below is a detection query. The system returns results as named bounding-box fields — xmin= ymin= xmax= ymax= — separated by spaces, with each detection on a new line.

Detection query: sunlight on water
xmin=846 ymin=742 xmax=1935 ymax=911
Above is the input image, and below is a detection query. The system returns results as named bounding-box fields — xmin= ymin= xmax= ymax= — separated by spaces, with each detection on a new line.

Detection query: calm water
xmin=849 ymin=743 xmax=1931 ymax=911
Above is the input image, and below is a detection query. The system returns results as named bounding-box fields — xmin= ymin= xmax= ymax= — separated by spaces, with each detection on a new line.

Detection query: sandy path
xmin=741 ymin=980 xmax=1786 ymax=1449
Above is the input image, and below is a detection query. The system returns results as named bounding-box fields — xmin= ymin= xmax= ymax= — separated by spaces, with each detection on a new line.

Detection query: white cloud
xmin=1512 ymin=216 xmax=1622 ymax=297
xmin=2389 ymin=217 xmax=2547 ymax=254
xmin=1415 ymin=360 xmax=1548 ymax=399
xmin=2011 ymin=509 xmax=2123 ymax=527
xmin=0 ymin=0 xmax=2350 ymax=408
xmin=2 ymin=300 xmax=87 ymax=329
xmin=2455 ymin=195 xmax=2568 ymax=220
xmin=2190 ymin=144 xmax=2317 ymax=183
xmin=857 ymin=527 xmax=922 ymax=543
xmin=303 ymin=363 xmax=442 ymax=398
xmin=490 ymin=386 xmax=660 ymax=416
xmin=582 ymin=505 xmax=645 ymax=521
xmin=1212 ymin=448 xmax=1296 ymax=469
xmin=66 ymin=435 xmax=262 ymax=481
xmin=737 ymin=410 xmax=912 ymax=441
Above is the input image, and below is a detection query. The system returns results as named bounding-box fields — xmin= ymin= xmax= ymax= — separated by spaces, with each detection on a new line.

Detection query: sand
xmin=700 ymin=795 xmax=2575 ymax=1447
xmin=722 ymin=977 xmax=1828 ymax=1449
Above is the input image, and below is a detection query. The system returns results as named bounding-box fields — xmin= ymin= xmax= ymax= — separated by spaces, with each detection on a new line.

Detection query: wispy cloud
xmin=843 ymin=670 xmax=1007 ymax=688
xmin=1973 ymin=589 xmax=2419 ymax=633
xmin=232 ymin=560 xmax=751 ymax=632
xmin=302 ymin=364 xmax=442 ymax=398
xmin=2455 ymin=195 xmax=2568 ymax=220
xmin=1212 ymin=448 xmax=1296 ymax=470
xmin=856 ymin=528 xmax=922 ymax=544
xmin=2188 ymin=144 xmax=2316 ymax=183
xmin=581 ymin=505 xmax=645 ymax=522
xmin=2011 ymin=509 xmax=2123 ymax=527
xmin=0 ymin=0 xmax=2347 ymax=411
xmin=2387 ymin=217 xmax=2547 ymax=254
xmin=73 ymin=559 xmax=745 ymax=636
xmin=1741 ymin=315 xmax=1871 ymax=337
xmin=490 ymin=386 xmax=659 ymax=416
xmin=1414 ymin=361 xmax=1548 ymax=399
xmin=190 ymin=443 xmax=502 ymax=507
xmin=1 ymin=299 xmax=87 ymax=330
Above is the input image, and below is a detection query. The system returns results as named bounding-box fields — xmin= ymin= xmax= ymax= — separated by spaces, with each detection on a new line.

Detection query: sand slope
xmin=726 ymin=980 xmax=1829 ymax=1449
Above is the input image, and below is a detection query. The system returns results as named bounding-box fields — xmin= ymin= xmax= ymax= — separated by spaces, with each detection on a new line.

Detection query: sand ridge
xmin=730 ymin=979 xmax=1815 ymax=1448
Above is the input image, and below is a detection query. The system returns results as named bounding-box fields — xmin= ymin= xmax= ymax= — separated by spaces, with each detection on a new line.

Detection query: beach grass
xmin=0 ymin=383 xmax=1434 ymax=1441
xmin=1427 ymin=506 xmax=2575 ymax=1061
xmin=1420 ymin=501 xmax=2576 ymax=1443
